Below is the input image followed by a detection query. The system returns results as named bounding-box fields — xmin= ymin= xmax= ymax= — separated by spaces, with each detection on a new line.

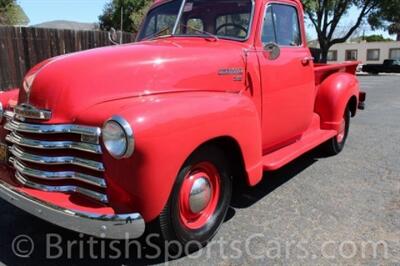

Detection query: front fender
xmin=0 ymin=89 xmax=19 ymax=109
xmin=78 ymin=92 xmax=262 ymax=221
xmin=315 ymin=73 xmax=359 ymax=131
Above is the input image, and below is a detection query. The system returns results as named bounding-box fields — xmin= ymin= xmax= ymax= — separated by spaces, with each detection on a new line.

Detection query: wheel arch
xmin=186 ymin=136 xmax=249 ymax=186
xmin=315 ymin=72 xmax=360 ymax=132
xmin=348 ymin=95 xmax=358 ymax=117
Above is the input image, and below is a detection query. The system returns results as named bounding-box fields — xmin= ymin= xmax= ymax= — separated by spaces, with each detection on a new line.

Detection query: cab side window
xmin=261 ymin=4 xmax=302 ymax=46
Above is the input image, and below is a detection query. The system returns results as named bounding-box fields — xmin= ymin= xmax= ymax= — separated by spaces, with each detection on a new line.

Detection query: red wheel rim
xmin=337 ymin=116 xmax=346 ymax=143
xmin=179 ymin=162 xmax=221 ymax=230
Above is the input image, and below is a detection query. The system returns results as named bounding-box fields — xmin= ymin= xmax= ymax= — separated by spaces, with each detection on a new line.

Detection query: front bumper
xmin=0 ymin=178 xmax=145 ymax=239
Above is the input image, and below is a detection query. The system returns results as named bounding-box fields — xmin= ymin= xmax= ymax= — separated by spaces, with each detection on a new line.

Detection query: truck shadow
xmin=230 ymin=148 xmax=322 ymax=210
xmin=0 ymin=148 xmax=327 ymax=266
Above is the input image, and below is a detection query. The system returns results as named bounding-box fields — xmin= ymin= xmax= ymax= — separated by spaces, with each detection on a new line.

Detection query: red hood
xmin=21 ymin=38 xmax=247 ymax=123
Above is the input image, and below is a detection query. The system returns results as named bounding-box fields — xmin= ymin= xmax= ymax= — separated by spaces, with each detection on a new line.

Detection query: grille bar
xmin=10 ymin=157 xmax=107 ymax=188
xmin=10 ymin=146 xmax=105 ymax=172
xmin=6 ymin=132 xmax=102 ymax=154
xmin=15 ymin=171 xmax=108 ymax=203
xmin=5 ymin=120 xmax=101 ymax=138
xmin=5 ymin=114 xmax=108 ymax=204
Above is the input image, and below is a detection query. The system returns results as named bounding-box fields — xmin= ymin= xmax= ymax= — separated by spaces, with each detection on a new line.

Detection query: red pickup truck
xmin=0 ymin=0 xmax=365 ymax=250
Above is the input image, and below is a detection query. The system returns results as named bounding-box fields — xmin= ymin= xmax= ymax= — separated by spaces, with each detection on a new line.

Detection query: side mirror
xmin=264 ymin=42 xmax=280 ymax=60
xmin=108 ymin=28 xmax=122 ymax=45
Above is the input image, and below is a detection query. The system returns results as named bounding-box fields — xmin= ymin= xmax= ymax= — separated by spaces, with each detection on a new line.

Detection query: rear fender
xmin=315 ymin=73 xmax=359 ymax=132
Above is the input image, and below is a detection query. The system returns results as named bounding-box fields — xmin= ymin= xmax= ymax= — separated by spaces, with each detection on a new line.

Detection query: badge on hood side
xmin=218 ymin=68 xmax=244 ymax=82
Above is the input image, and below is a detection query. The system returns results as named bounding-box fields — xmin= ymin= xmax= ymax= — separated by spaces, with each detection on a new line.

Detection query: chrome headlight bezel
xmin=102 ymin=116 xmax=134 ymax=159
xmin=0 ymin=102 xmax=3 ymax=123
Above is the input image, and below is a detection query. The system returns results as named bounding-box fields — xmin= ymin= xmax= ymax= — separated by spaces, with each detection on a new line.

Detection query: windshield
xmin=137 ymin=0 xmax=254 ymax=41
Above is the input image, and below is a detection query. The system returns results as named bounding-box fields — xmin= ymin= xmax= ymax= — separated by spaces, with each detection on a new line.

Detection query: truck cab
xmin=0 ymin=0 xmax=365 ymax=251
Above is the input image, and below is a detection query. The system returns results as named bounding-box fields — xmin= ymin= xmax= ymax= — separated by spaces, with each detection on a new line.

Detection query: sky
xmin=19 ymin=0 xmax=109 ymax=25
xmin=18 ymin=0 xmax=396 ymax=40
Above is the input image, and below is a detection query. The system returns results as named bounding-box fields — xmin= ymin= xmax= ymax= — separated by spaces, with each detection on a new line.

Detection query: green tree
xmin=99 ymin=0 xmax=152 ymax=33
xmin=303 ymin=0 xmax=390 ymax=62
xmin=368 ymin=0 xmax=400 ymax=41
xmin=363 ymin=34 xmax=393 ymax=42
xmin=388 ymin=24 xmax=400 ymax=41
xmin=0 ymin=0 xmax=29 ymax=25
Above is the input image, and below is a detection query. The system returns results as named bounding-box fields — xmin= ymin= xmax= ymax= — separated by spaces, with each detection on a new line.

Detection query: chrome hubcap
xmin=189 ymin=177 xmax=212 ymax=214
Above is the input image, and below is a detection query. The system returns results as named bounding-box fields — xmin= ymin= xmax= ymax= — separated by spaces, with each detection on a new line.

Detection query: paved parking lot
xmin=0 ymin=75 xmax=399 ymax=265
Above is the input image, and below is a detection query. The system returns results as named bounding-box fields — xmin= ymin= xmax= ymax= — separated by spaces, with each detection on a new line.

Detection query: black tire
xmin=323 ymin=107 xmax=351 ymax=156
xmin=157 ymin=145 xmax=232 ymax=253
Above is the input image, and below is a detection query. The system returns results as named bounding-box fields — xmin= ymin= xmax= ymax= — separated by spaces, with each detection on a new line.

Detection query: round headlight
xmin=102 ymin=116 xmax=134 ymax=159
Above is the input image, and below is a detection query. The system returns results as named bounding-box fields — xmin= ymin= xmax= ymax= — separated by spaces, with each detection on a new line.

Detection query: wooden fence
xmin=0 ymin=26 xmax=136 ymax=90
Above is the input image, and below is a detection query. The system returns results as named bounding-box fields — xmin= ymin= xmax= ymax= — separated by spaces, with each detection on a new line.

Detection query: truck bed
xmin=314 ymin=62 xmax=359 ymax=86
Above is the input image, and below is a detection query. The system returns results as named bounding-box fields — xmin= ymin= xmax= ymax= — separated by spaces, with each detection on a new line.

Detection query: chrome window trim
xmin=103 ymin=116 xmax=134 ymax=159
xmin=260 ymin=1 xmax=304 ymax=48
xmin=11 ymin=157 xmax=107 ymax=188
xmin=10 ymin=146 xmax=105 ymax=172
xmin=5 ymin=120 xmax=101 ymax=137
xmin=6 ymin=131 xmax=102 ymax=154
xmin=15 ymin=172 xmax=108 ymax=203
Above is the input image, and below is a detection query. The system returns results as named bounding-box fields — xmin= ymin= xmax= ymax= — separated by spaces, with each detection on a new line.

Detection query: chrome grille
xmin=6 ymin=131 xmax=102 ymax=154
xmin=4 ymin=118 xmax=108 ymax=204
xmin=9 ymin=146 xmax=105 ymax=171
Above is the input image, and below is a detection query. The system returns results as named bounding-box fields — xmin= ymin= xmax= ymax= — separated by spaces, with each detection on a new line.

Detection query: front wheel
xmin=157 ymin=145 xmax=232 ymax=253
xmin=323 ymin=107 xmax=351 ymax=155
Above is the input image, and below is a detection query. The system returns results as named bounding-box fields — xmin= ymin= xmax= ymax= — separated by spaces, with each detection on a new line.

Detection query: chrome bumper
xmin=0 ymin=179 xmax=145 ymax=239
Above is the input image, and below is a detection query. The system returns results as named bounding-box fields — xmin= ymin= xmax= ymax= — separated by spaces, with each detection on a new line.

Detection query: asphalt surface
xmin=0 ymin=75 xmax=399 ymax=265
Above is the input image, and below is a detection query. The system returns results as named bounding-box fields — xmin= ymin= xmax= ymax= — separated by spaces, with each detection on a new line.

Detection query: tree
xmin=388 ymin=24 xmax=400 ymax=41
xmin=0 ymin=0 xmax=29 ymax=26
xmin=363 ymin=34 xmax=393 ymax=42
xmin=368 ymin=0 xmax=400 ymax=41
xmin=303 ymin=0 xmax=385 ymax=62
xmin=99 ymin=0 xmax=152 ymax=33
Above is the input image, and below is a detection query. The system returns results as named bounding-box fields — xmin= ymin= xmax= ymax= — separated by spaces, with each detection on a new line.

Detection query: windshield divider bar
xmin=172 ymin=0 xmax=187 ymax=35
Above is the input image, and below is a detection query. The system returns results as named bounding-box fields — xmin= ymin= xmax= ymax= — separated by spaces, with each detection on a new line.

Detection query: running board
xmin=262 ymin=129 xmax=337 ymax=171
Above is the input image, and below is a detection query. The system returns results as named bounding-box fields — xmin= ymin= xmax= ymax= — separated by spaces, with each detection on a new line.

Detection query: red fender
xmin=315 ymin=73 xmax=360 ymax=132
xmin=77 ymin=92 xmax=263 ymax=221
xmin=0 ymin=89 xmax=19 ymax=109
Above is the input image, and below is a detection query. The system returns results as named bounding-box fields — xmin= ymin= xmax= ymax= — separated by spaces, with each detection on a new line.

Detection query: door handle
xmin=301 ymin=56 xmax=314 ymax=65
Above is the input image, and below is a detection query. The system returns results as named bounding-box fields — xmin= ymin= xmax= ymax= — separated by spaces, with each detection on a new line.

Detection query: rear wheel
xmin=157 ymin=145 xmax=232 ymax=253
xmin=323 ymin=107 xmax=351 ymax=155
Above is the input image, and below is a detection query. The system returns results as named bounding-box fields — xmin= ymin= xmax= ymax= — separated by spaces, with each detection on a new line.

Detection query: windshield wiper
xmin=142 ymin=27 xmax=172 ymax=41
xmin=178 ymin=23 xmax=219 ymax=41
xmin=143 ymin=24 xmax=219 ymax=42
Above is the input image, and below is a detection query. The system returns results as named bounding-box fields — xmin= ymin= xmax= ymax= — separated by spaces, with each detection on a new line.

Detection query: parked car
xmin=362 ymin=59 xmax=400 ymax=74
xmin=0 ymin=0 xmax=366 ymax=251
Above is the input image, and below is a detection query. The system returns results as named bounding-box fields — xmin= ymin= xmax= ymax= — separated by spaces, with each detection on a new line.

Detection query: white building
xmin=326 ymin=41 xmax=400 ymax=64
